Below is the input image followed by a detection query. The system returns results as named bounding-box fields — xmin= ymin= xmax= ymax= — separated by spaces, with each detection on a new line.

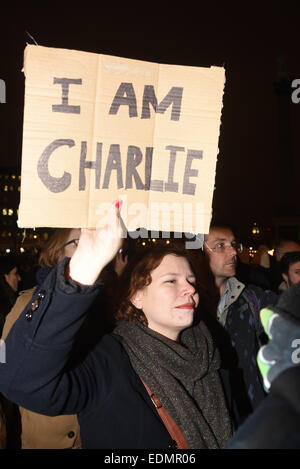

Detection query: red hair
xmin=114 ymin=241 xmax=200 ymax=326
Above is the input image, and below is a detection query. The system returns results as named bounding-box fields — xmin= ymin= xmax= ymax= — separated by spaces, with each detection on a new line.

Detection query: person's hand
xmin=257 ymin=305 xmax=300 ymax=391
xmin=69 ymin=201 xmax=123 ymax=285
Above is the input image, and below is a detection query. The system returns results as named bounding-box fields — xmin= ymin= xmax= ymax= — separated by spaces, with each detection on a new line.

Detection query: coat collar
xmin=218 ymin=277 xmax=245 ymax=326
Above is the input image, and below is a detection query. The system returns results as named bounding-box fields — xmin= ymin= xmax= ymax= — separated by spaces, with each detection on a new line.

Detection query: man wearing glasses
xmin=204 ymin=222 xmax=277 ymax=428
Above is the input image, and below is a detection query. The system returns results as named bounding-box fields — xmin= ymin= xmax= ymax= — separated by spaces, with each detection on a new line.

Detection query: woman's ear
xmin=282 ymin=273 xmax=289 ymax=287
xmin=131 ymin=291 xmax=143 ymax=309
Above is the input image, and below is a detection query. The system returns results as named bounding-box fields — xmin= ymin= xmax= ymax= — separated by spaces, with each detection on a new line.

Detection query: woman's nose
xmin=182 ymin=281 xmax=196 ymax=296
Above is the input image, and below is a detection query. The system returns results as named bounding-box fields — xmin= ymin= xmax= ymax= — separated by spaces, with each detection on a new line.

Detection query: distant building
xmin=0 ymin=167 xmax=51 ymax=254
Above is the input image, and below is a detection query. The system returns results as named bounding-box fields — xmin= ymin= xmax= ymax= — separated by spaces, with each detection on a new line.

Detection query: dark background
xmin=0 ymin=1 xmax=299 ymax=244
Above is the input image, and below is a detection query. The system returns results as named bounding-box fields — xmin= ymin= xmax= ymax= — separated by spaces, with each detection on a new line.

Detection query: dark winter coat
xmin=0 ymin=259 xmax=199 ymax=449
xmin=203 ymin=277 xmax=278 ymax=427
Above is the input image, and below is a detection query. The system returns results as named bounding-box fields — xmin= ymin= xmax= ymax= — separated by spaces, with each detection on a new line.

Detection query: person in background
xmin=267 ymin=239 xmax=300 ymax=294
xmin=0 ymin=255 xmax=21 ymax=335
xmin=2 ymin=229 xmax=81 ymax=339
xmin=0 ymin=255 xmax=20 ymax=448
xmin=255 ymin=245 xmax=271 ymax=269
xmin=280 ymin=251 xmax=300 ymax=289
xmin=1 ymin=228 xmax=82 ymax=449
xmin=275 ymin=239 xmax=300 ymax=261
xmin=203 ymin=221 xmax=277 ymax=428
xmin=0 ymin=203 xmax=233 ymax=449
xmin=226 ymin=281 xmax=300 ymax=449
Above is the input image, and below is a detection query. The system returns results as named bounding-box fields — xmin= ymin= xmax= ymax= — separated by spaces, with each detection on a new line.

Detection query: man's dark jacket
xmin=203 ymin=277 xmax=277 ymax=428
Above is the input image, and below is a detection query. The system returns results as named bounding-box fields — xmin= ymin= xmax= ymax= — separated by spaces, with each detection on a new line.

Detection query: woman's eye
xmin=165 ymin=279 xmax=175 ymax=284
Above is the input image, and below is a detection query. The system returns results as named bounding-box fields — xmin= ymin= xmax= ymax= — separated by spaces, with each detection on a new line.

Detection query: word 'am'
xmin=52 ymin=78 xmax=183 ymax=120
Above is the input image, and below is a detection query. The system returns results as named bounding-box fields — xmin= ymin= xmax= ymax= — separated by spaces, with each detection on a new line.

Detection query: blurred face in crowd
xmin=204 ymin=227 xmax=238 ymax=292
xmin=62 ymin=229 xmax=81 ymax=259
xmin=131 ymin=254 xmax=199 ymax=341
xmin=275 ymin=241 xmax=300 ymax=261
xmin=5 ymin=266 xmax=21 ymax=292
xmin=282 ymin=261 xmax=300 ymax=288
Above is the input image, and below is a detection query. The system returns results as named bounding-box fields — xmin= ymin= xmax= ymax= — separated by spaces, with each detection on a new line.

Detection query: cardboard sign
xmin=18 ymin=45 xmax=225 ymax=234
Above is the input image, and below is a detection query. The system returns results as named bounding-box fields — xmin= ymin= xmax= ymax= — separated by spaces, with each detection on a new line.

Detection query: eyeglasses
xmin=62 ymin=239 xmax=79 ymax=249
xmin=205 ymin=241 xmax=243 ymax=254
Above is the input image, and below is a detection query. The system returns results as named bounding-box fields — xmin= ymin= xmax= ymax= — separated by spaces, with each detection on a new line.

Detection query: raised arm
xmin=0 ymin=202 xmax=123 ymax=416
xmin=69 ymin=201 xmax=123 ymax=285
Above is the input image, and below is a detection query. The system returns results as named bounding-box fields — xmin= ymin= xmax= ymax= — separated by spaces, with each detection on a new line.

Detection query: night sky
xmin=1 ymin=1 xmax=299 ymax=241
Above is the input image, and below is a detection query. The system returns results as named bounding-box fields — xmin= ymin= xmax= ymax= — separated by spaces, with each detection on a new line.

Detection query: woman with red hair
xmin=0 ymin=203 xmax=232 ymax=449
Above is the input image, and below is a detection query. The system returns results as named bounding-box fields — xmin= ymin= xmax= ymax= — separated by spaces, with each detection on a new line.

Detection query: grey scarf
xmin=114 ymin=319 xmax=232 ymax=449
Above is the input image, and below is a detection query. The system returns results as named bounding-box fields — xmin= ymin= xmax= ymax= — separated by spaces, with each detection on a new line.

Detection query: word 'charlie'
xmin=38 ymin=141 xmax=203 ymax=195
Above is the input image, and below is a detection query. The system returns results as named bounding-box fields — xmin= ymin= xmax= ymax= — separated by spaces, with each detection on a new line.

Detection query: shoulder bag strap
xmin=141 ymin=379 xmax=188 ymax=449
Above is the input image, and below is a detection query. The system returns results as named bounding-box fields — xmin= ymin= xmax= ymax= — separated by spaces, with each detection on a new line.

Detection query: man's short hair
xmin=280 ymin=251 xmax=300 ymax=275
xmin=206 ymin=218 xmax=239 ymax=240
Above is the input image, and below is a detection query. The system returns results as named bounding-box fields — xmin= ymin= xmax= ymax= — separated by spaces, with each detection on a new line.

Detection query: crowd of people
xmin=0 ymin=204 xmax=299 ymax=449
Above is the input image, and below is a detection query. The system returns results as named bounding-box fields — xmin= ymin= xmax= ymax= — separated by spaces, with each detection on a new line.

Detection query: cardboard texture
xmin=18 ymin=45 xmax=225 ymax=234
